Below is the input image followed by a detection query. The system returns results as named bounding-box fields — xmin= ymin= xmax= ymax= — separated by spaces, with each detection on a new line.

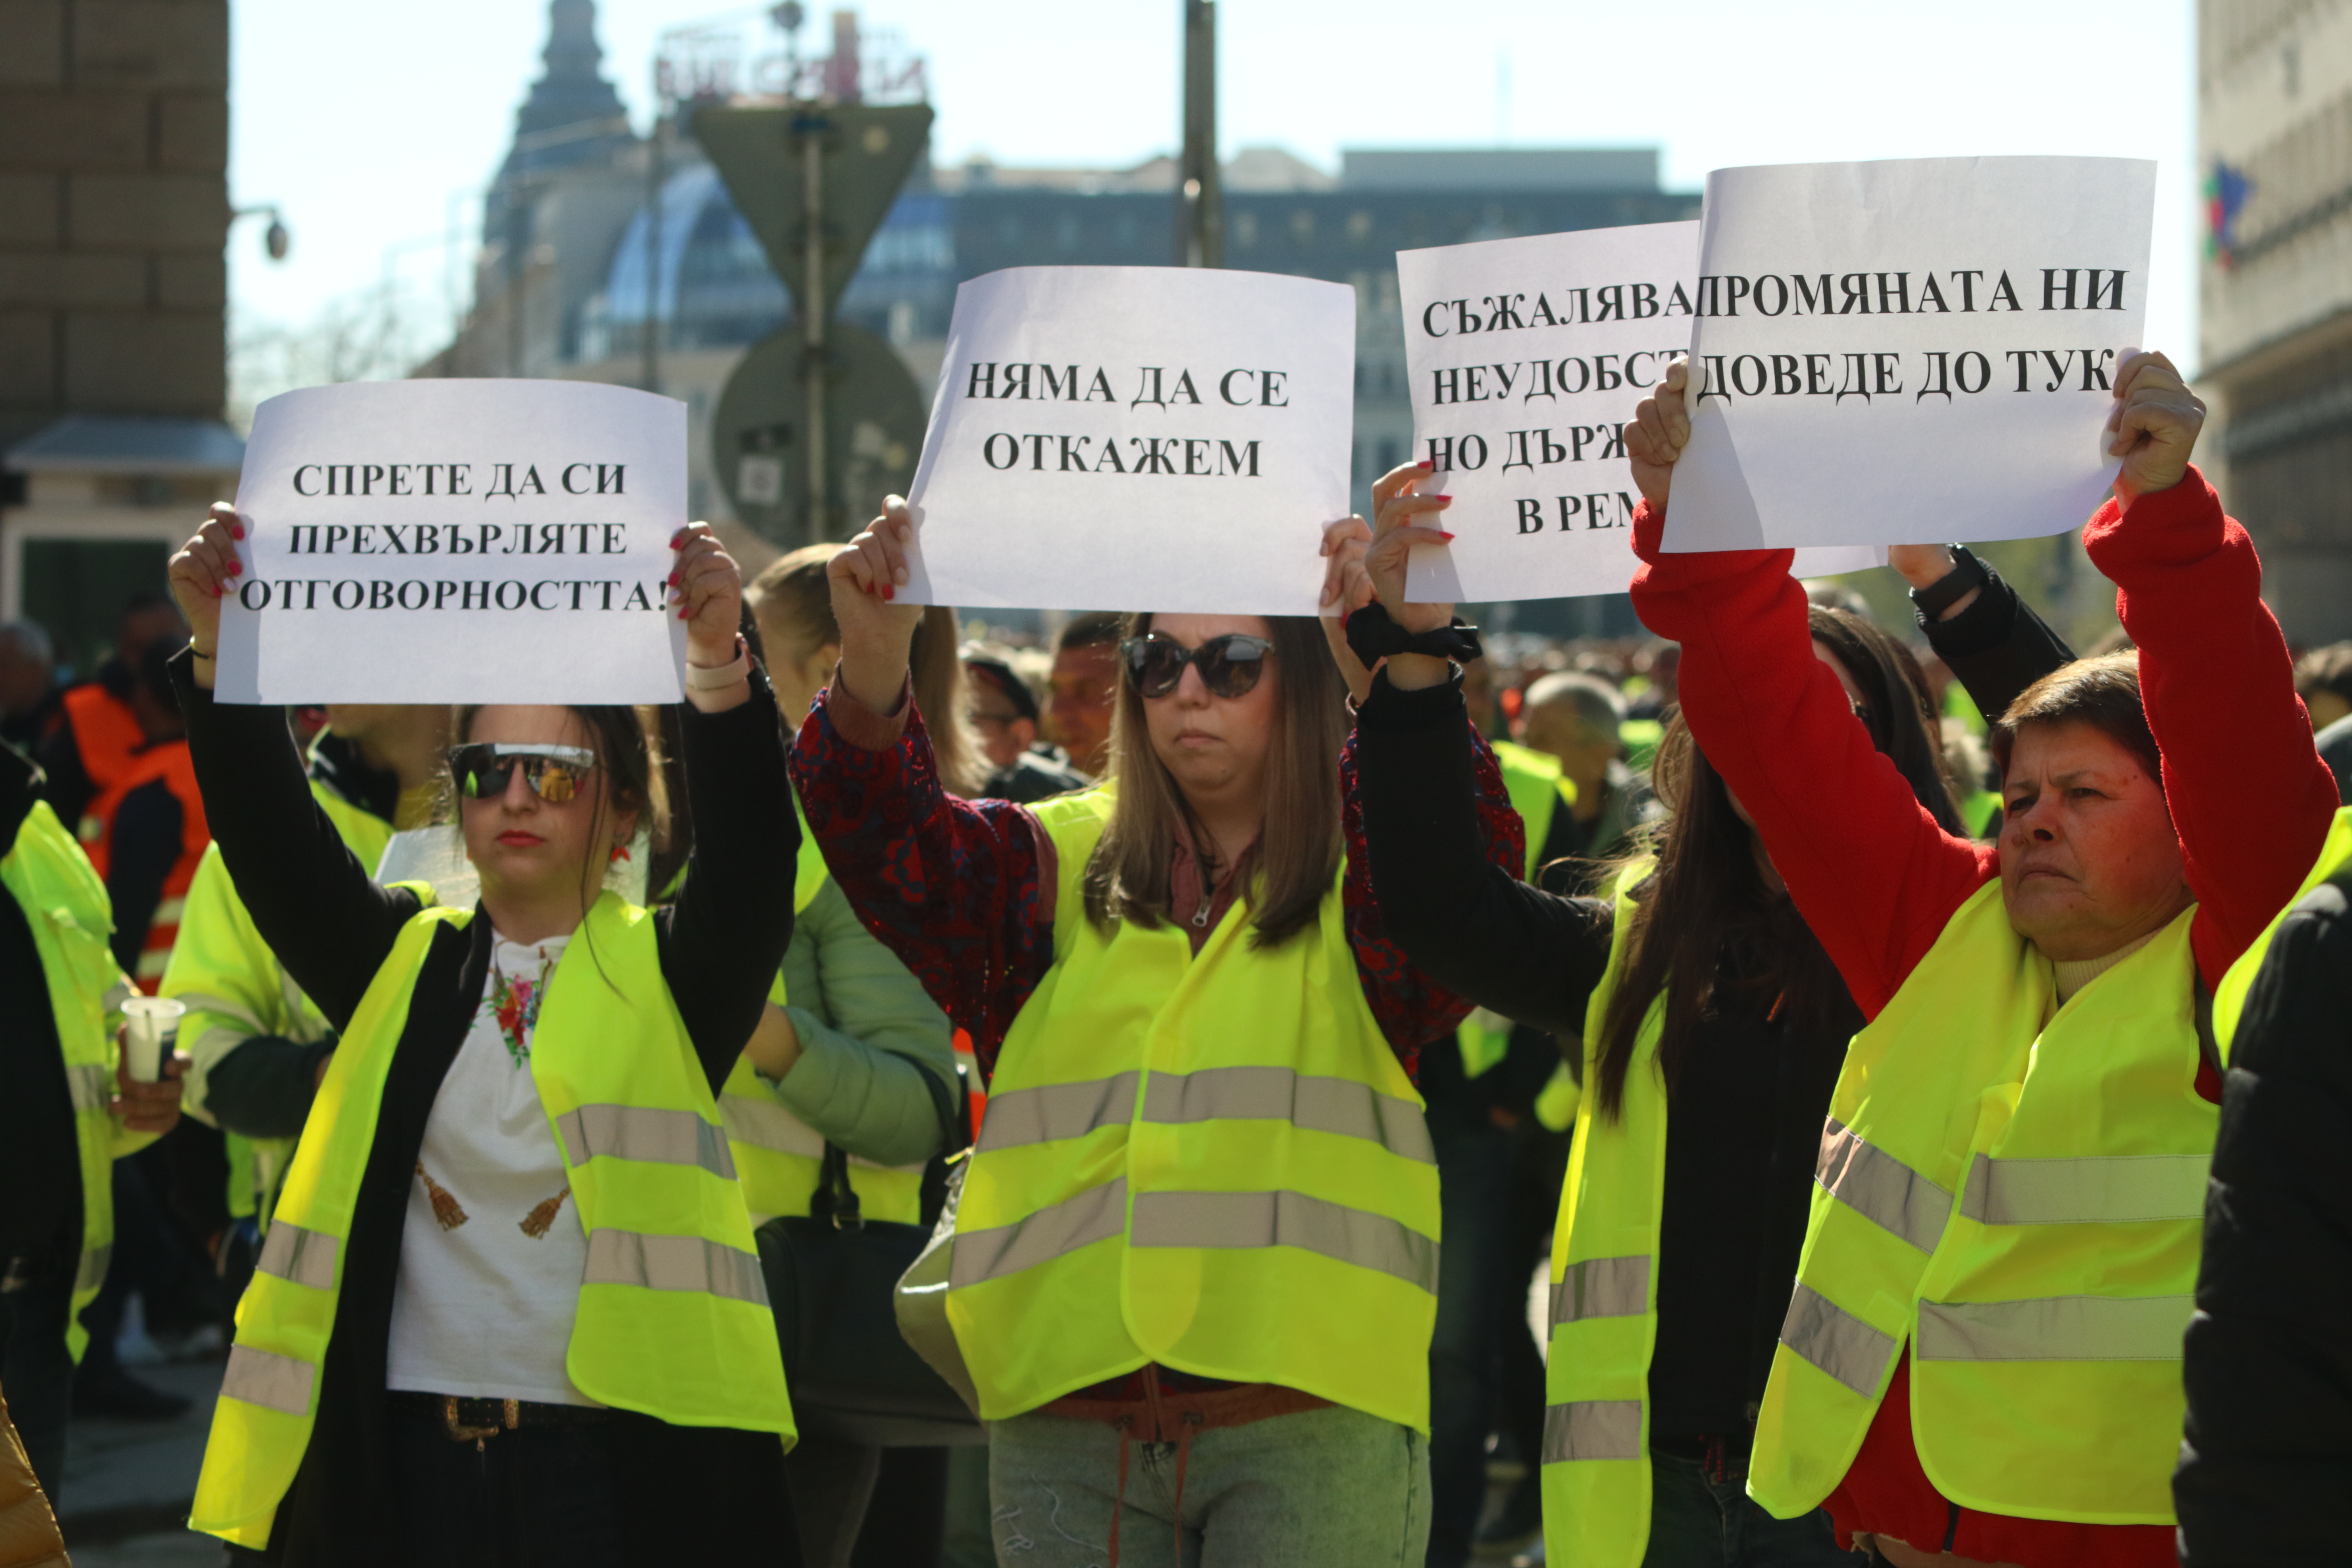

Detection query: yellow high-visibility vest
xmin=944 ymin=788 xmax=1441 ymax=1430
xmin=718 ymin=794 xmax=928 ymax=1223
xmin=3 ymin=799 xmax=138 ymax=1361
xmin=2211 ymin=805 xmax=2352 ymax=1063
xmin=190 ymin=893 xmax=792 ymax=1550
xmin=1748 ymin=880 xmax=2213 ymax=1527
xmin=1536 ymin=866 xmax=1665 ymax=1568
xmin=166 ymin=779 xmax=394 ymax=1229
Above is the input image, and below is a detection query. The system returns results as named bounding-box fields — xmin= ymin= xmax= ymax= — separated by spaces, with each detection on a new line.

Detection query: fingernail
xmin=1431 ymin=494 xmax=1452 ymax=502
xmin=227 ymin=560 xmax=243 ymax=575
xmin=882 ymin=585 xmax=895 ymax=601
xmin=1416 ymin=460 xmax=1433 ymax=469
xmin=669 ymin=529 xmax=686 ymax=548
xmin=679 ymin=607 xmax=691 ymax=620
xmin=894 ymin=568 xmax=908 ymax=586
xmin=230 ymin=524 xmax=246 ymax=540
xmin=667 ymin=570 xmax=680 ymax=586
xmin=1436 ymin=532 xmax=1457 ymax=542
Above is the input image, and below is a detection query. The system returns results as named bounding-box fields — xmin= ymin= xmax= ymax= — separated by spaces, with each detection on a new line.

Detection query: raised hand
xmin=1624 ymin=355 xmax=1692 ymax=513
xmin=670 ymin=522 xmax=743 ymax=667
xmin=2106 ymin=351 xmax=2205 ymax=503
xmin=1318 ymin=513 xmax=1376 ymax=701
xmin=1363 ymin=462 xmax=1454 ymax=635
xmin=827 ymin=496 xmax=925 ymax=714
xmin=168 ymin=502 xmax=245 ymax=684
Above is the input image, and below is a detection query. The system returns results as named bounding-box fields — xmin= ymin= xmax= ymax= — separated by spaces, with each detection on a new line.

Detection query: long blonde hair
xmin=1080 ymin=612 xmax=1345 ymax=949
xmin=748 ymin=545 xmax=984 ymax=795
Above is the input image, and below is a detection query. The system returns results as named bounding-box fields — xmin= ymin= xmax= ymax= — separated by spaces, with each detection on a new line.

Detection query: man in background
xmin=964 ymin=649 xmax=1087 ymax=804
xmin=37 ymin=590 xmax=187 ymax=840
xmin=1045 ymin=612 xmax=1122 ymax=778
xmin=1520 ymin=671 xmax=1660 ymax=863
xmin=0 ymin=625 xmax=61 ymax=756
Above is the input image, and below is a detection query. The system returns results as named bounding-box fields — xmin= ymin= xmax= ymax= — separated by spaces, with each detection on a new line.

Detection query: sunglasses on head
xmin=1119 ymin=632 xmax=1274 ymax=700
xmin=449 ymin=743 xmax=597 ymax=805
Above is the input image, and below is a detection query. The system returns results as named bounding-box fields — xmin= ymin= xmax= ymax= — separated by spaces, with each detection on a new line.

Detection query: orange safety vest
xmin=81 ymin=738 xmax=208 ymax=991
xmin=64 ymin=683 xmax=144 ymax=854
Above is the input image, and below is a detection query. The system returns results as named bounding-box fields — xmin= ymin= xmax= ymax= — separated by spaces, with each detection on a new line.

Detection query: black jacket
xmin=2175 ymin=869 xmax=2352 ymax=1565
xmin=169 ymin=651 xmax=800 ymax=1565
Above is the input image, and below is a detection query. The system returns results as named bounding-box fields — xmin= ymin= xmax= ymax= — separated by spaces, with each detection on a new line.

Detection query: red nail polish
xmin=882 ymin=585 xmax=895 ymax=601
xmin=667 ymin=570 xmax=680 ymax=586
xmin=1436 ymin=532 xmax=1457 ymax=542
xmin=227 ymin=561 xmax=243 ymax=575
xmin=670 ymin=529 xmax=687 ymax=548
xmin=1416 ymin=460 xmax=1433 ymax=469
xmin=230 ymin=524 xmax=246 ymax=540
xmin=679 ymin=607 xmax=691 ymax=620
xmin=1431 ymin=494 xmax=1452 ymax=502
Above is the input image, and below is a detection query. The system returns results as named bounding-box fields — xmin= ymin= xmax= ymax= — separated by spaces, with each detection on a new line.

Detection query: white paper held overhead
xmin=1664 ymin=156 xmax=2156 ymax=554
xmin=215 ymin=380 xmax=689 ymax=704
xmin=901 ymin=266 xmax=1356 ymax=616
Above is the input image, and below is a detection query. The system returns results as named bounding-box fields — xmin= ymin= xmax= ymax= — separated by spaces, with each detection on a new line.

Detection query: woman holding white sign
xmin=162 ymin=505 xmax=800 ymax=1567
xmin=790 ymin=498 xmax=1523 ymax=1567
xmin=1328 ymin=459 xmax=2076 ymax=1568
xmin=1620 ymin=354 xmax=2334 ymax=1568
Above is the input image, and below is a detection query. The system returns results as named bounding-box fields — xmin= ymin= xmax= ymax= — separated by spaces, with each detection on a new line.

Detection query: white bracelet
xmin=684 ymin=635 xmax=750 ymax=691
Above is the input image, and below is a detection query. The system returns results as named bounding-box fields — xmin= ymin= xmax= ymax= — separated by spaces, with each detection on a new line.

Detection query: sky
xmin=228 ymin=0 xmax=2201 ymax=365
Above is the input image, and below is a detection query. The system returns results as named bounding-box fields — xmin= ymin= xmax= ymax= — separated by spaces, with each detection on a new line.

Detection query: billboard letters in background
xmin=1665 ymin=156 xmax=2156 ymax=554
xmin=216 ymin=381 xmax=689 ymax=704
xmin=901 ymin=266 xmax=1355 ymax=616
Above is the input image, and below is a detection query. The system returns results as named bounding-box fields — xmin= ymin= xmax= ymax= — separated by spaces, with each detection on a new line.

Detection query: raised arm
xmin=787 ymin=499 xmax=1058 ymax=1081
xmin=2078 ymin=352 xmax=2337 ymax=983
xmin=167 ymin=505 xmax=417 ymax=1028
xmin=1622 ymin=364 xmax=1990 ymax=1017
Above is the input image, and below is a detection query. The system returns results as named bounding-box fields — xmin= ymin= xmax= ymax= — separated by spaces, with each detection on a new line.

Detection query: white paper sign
xmin=217 ymin=381 xmax=690 ymax=704
xmin=1398 ymin=222 xmax=1881 ymax=601
xmin=901 ymin=267 xmax=1355 ymax=615
xmin=1664 ymin=156 xmax=2155 ymax=554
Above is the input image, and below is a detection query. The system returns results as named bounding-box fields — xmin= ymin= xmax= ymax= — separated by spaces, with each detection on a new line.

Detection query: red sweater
xmin=1628 ymin=467 xmax=2336 ymax=1568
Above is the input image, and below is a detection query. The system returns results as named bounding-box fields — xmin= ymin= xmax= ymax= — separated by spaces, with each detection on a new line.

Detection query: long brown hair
xmin=1080 ymin=612 xmax=1345 ymax=949
xmin=748 ymin=544 xmax=983 ymax=794
xmin=1589 ymin=607 xmax=1964 ymax=1119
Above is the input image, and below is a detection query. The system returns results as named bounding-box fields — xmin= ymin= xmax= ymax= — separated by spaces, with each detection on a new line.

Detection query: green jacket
xmin=770 ymin=876 xmax=955 ymax=1167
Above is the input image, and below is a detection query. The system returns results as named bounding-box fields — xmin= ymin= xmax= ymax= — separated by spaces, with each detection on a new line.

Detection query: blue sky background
xmin=228 ymin=0 xmax=2199 ymax=365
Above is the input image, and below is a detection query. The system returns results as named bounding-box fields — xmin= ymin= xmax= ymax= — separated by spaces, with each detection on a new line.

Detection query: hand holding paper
xmin=2105 ymin=351 xmax=2205 ymax=503
xmin=1623 ymin=357 xmax=1692 ymax=514
xmin=169 ymin=502 xmax=245 ymax=686
xmin=829 ymin=497 xmax=925 ymax=714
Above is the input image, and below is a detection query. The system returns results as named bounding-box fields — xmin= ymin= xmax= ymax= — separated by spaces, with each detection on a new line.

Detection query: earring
xmin=609 ymin=841 xmax=631 ymax=864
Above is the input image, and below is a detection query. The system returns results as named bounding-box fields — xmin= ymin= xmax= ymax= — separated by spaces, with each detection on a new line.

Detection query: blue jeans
xmin=1639 ymin=1450 xmax=1853 ymax=1568
xmin=989 ymin=1403 xmax=1430 ymax=1567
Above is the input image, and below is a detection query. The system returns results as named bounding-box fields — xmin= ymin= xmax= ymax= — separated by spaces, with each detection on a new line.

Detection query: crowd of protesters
xmin=1 ymin=348 xmax=2348 ymax=1568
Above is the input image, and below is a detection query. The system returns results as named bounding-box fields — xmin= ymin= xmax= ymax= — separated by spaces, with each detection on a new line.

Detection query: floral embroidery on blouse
xmin=484 ymin=960 xmax=546 ymax=1067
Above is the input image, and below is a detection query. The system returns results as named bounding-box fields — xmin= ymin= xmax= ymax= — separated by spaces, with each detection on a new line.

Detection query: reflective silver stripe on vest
xmin=65 ymin=1063 xmax=110 ymax=1114
xmin=1958 ymin=1153 xmax=2208 ymax=1226
xmin=1540 ymin=1399 xmax=1644 ymax=1464
xmin=1140 ymin=1067 xmax=1436 ymax=1164
xmin=221 ymin=1343 xmax=315 ymax=1416
xmin=951 ymin=1179 xmax=1129 ymax=1288
xmin=556 ymin=1104 xmax=736 ymax=1182
xmin=1780 ymin=1283 xmax=1897 ymax=1398
xmin=74 ymin=1243 xmax=111 ymax=1294
xmin=1130 ymin=1189 xmax=1440 ymax=1294
xmin=977 ymin=1073 xmax=1139 ymax=1152
xmin=582 ymin=1229 xmax=768 ymax=1306
xmin=719 ymin=1094 xmax=825 ymax=1161
xmin=256 ymin=1221 xmax=338 ymax=1292
xmin=1916 ymin=1294 xmax=2194 ymax=1363
xmin=1548 ymin=1256 xmax=1649 ymax=1329
xmin=1816 ymin=1119 xmax=1951 ymax=1253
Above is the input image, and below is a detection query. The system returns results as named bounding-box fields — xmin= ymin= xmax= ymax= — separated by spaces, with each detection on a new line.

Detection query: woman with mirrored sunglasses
xmin=161 ymin=505 xmax=801 ymax=1568
xmin=784 ymin=497 xmax=1522 ymax=1568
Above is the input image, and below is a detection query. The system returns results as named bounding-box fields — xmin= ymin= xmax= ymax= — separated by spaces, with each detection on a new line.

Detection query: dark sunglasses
xmin=450 ymin=743 xmax=597 ymax=805
xmin=1119 ymin=633 xmax=1274 ymax=700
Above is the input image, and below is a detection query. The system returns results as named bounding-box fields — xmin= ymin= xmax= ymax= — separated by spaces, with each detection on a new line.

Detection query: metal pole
xmin=642 ymin=110 xmax=664 ymax=393
xmin=802 ymin=113 xmax=828 ymax=544
xmin=1176 ymin=0 xmax=1222 ymax=268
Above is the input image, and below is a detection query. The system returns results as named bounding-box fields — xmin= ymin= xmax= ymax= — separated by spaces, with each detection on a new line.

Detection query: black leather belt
xmin=390 ymin=1391 xmax=612 ymax=1448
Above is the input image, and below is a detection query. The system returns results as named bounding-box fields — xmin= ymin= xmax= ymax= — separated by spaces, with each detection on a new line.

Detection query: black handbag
xmin=754 ymin=1062 xmax=985 ymax=1448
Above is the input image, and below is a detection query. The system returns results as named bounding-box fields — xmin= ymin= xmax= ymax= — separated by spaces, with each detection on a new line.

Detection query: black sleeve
xmin=1919 ymin=559 xmax=2077 ymax=725
xmin=1354 ymin=671 xmax=1613 ymax=1038
xmin=35 ymin=713 xmax=94 ymax=832
xmin=167 ymin=649 xmax=418 ymax=1030
xmin=104 ymin=778 xmax=180 ymax=973
xmin=204 ymin=1034 xmax=337 ymax=1140
xmin=2175 ymin=884 xmax=2352 ymax=1566
xmin=655 ymin=673 xmax=800 ymax=1096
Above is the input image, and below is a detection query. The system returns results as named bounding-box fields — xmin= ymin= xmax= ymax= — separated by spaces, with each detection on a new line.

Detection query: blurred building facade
xmin=432 ymin=3 xmax=1693 ymax=633
xmin=2199 ymin=0 xmax=2352 ymax=645
xmin=0 ymin=0 xmax=243 ymax=674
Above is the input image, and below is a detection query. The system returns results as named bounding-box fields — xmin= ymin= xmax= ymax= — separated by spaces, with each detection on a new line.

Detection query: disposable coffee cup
xmin=121 ymin=996 xmax=185 ymax=1083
